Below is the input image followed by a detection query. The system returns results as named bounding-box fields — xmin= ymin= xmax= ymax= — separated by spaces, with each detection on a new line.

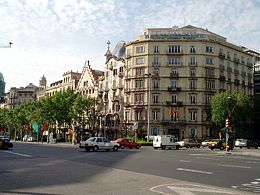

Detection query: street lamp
xmin=145 ymin=73 xmax=151 ymax=142
xmin=226 ymin=96 xmax=232 ymax=153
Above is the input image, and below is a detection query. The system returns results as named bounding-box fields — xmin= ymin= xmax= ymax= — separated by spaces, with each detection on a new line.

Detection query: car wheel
xmin=120 ymin=145 xmax=125 ymax=149
xmin=136 ymin=145 xmax=140 ymax=149
xmin=93 ymin=146 xmax=99 ymax=152
xmin=186 ymin=145 xmax=189 ymax=148
xmin=255 ymin=146 xmax=258 ymax=149
xmin=176 ymin=145 xmax=180 ymax=150
xmin=211 ymin=147 xmax=214 ymax=150
xmin=162 ymin=145 xmax=166 ymax=150
xmin=113 ymin=145 xmax=119 ymax=151
xmin=153 ymin=147 xmax=158 ymax=150
xmin=197 ymin=145 xmax=200 ymax=148
xmin=220 ymin=146 xmax=224 ymax=150
xmin=240 ymin=146 xmax=242 ymax=149
xmin=247 ymin=146 xmax=250 ymax=149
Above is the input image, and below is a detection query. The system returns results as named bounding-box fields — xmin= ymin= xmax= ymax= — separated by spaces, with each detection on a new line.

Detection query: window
xmin=136 ymin=57 xmax=144 ymax=65
xmin=135 ymin=93 xmax=144 ymax=103
xmin=136 ymin=46 xmax=145 ymax=53
xmin=152 ymin=127 xmax=158 ymax=135
xmin=119 ymin=67 xmax=123 ymax=73
xmin=205 ymin=68 xmax=214 ymax=77
xmin=153 ymin=56 xmax=160 ymax=65
xmin=189 ymin=111 xmax=197 ymax=121
xmin=168 ymin=57 xmax=181 ymax=65
xmin=135 ymin=80 xmax=144 ymax=89
xmin=171 ymin=80 xmax=177 ymax=88
xmin=189 ymin=57 xmax=197 ymax=65
xmin=153 ymin=94 xmax=159 ymax=103
xmin=190 ymin=94 xmax=197 ymax=104
xmin=135 ymin=110 xmax=141 ymax=121
xmin=152 ymin=80 xmax=160 ymax=88
xmin=206 ymin=94 xmax=213 ymax=103
xmin=172 ymin=68 xmax=178 ymax=75
xmin=190 ymin=68 xmax=196 ymax=76
xmin=189 ymin=80 xmax=196 ymax=89
xmin=113 ymin=69 xmax=117 ymax=76
xmin=190 ymin=46 xmax=196 ymax=53
xmin=206 ymin=57 xmax=214 ymax=65
xmin=172 ymin=95 xmax=177 ymax=103
xmin=168 ymin=45 xmax=181 ymax=53
xmin=206 ymin=80 xmax=215 ymax=89
xmin=125 ymin=111 xmax=130 ymax=122
xmin=127 ymin=60 xmax=131 ymax=68
xmin=126 ymin=49 xmax=132 ymax=56
xmin=136 ymin=68 xmax=144 ymax=76
xmin=152 ymin=110 xmax=159 ymax=120
xmin=154 ymin=45 xmax=159 ymax=53
xmin=206 ymin=46 xmax=213 ymax=53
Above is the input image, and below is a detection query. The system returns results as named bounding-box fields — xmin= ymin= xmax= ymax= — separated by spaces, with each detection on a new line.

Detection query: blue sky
xmin=0 ymin=0 xmax=260 ymax=91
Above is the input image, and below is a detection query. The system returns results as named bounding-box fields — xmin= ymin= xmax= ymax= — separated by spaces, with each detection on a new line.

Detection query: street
xmin=0 ymin=142 xmax=260 ymax=195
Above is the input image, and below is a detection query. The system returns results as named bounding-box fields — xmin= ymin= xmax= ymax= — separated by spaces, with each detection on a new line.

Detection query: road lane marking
xmin=176 ymin=168 xmax=213 ymax=174
xmin=217 ymin=164 xmax=251 ymax=169
xmin=3 ymin=150 xmax=32 ymax=157
xmin=150 ymin=183 xmax=236 ymax=195
xmin=179 ymin=160 xmax=190 ymax=163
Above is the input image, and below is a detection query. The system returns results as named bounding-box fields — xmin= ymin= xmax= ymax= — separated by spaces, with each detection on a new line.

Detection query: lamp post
xmin=145 ymin=73 xmax=151 ymax=142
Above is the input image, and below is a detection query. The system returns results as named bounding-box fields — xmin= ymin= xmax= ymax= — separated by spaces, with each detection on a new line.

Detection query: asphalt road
xmin=0 ymin=142 xmax=259 ymax=195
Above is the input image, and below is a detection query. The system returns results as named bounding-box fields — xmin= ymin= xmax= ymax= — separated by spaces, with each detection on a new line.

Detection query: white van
xmin=153 ymin=135 xmax=180 ymax=150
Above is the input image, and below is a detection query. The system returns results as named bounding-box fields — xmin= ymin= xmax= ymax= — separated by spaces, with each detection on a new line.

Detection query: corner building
xmin=124 ymin=25 xmax=255 ymax=140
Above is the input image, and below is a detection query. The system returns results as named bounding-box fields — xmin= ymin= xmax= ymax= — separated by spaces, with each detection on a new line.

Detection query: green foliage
xmin=0 ymin=89 xmax=100 ymax=136
xmin=211 ymin=92 xmax=252 ymax=131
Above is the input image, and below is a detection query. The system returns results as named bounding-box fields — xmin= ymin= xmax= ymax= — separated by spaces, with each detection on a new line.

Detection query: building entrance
xmin=168 ymin=128 xmax=180 ymax=140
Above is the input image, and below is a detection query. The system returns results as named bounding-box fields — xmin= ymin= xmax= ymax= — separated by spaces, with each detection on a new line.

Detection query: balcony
xmin=168 ymin=86 xmax=181 ymax=92
xmin=219 ymin=75 xmax=225 ymax=81
xmin=218 ymin=52 xmax=225 ymax=59
xmin=170 ymin=73 xmax=179 ymax=78
xmin=124 ymin=102 xmax=130 ymax=107
xmin=166 ymin=101 xmax=183 ymax=106
xmin=188 ymin=62 xmax=197 ymax=66
xmin=161 ymin=119 xmax=186 ymax=125
xmin=227 ymin=55 xmax=231 ymax=60
xmin=219 ymin=65 xmax=225 ymax=70
xmin=227 ymin=78 xmax=232 ymax=83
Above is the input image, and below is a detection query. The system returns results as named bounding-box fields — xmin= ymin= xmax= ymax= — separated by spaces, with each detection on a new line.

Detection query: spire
xmin=104 ymin=40 xmax=112 ymax=61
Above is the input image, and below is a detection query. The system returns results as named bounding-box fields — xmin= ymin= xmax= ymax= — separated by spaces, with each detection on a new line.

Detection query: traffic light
xmin=225 ymin=118 xmax=231 ymax=128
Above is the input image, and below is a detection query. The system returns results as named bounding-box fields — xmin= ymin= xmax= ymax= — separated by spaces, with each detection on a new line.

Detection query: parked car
xmin=114 ymin=138 xmax=141 ymax=149
xmin=178 ymin=139 xmax=201 ymax=148
xmin=208 ymin=139 xmax=227 ymax=150
xmin=79 ymin=137 xmax=120 ymax=152
xmin=0 ymin=136 xmax=13 ymax=149
xmin=235 ymin=139 xmax=258 ymax=149
xmin=153 ymin=135 xmax=180 ymax=150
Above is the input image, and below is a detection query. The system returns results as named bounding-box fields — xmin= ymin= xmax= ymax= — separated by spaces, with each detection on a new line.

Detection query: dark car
xmin=114 ymin=138 xmax=141 ymax=149
xmin=235 ymin=139 xmax=258 ymax=149
xmin=0 ymin=136 xmax=13 ymax=149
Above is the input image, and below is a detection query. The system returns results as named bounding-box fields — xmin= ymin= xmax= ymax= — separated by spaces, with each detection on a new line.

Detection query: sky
xmin=0 ymin=0 xmax=260 ymax=91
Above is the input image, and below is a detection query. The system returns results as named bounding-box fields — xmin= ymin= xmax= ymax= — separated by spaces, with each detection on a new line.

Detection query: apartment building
xmin=124 ymin=25 xmax=256 ymax=140
xmin=253 ymin=61 xmax=260 ymax=139
xmin=4 ymin=83 xmax=38 ymax=109
xmin=46 ymin=71 xmax=81 ymax=96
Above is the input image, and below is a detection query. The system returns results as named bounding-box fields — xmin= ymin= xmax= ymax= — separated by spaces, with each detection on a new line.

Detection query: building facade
xmin=4 ymin=83 xmax=38 ymax=109
xmin=98 ymin=41 xmax=126 ymax=139
xmin=123 ymin=25 xmax=255 ymax=140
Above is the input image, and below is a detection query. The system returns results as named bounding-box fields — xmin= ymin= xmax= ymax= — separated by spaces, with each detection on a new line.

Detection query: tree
xmin=211 ymin=92 xmax=251 ymax=135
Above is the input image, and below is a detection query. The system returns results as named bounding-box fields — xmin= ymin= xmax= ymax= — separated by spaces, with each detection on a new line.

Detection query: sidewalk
xmin=218 ymin=148 xmax=260 ymax=158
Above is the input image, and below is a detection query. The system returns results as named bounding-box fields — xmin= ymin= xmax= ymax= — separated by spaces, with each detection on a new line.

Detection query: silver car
xmin=79 ymin=137 xmax=120 ymax=152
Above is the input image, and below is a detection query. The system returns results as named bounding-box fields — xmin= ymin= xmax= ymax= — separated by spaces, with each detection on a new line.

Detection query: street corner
xmin=149 ymin=183 xmax=248 ymax=195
